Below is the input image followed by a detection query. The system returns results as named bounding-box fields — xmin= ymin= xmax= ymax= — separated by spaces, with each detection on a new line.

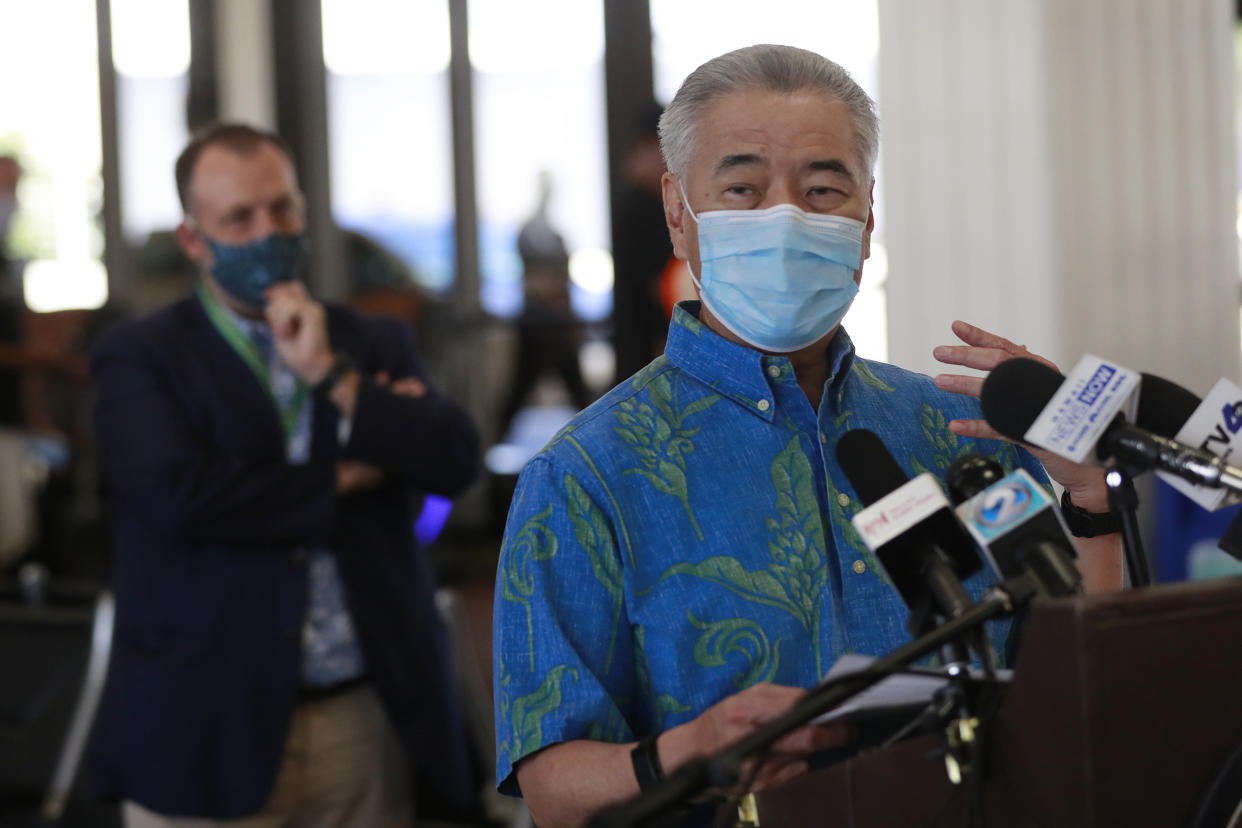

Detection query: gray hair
xmin=658 ymin=44 xmax=878 ymax=183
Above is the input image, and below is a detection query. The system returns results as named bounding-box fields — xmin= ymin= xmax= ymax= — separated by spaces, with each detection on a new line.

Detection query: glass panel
xmin=112 ymin=0 xmax=191 ymax=243
xmin=112 ymin=0 xmax=193 ymax=314
xmin=0 ymin=0 xmax=106 ymax=312
xmin=322 ymin=0 xmax=456 ymax=294
xmin=650 ymin=1 xmax=887 ymax=359
xmin=469 ymin=0 xmax=609 ymax=321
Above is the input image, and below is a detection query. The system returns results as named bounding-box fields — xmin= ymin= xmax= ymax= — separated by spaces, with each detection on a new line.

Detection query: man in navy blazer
xmin=90 ymin=123 xmax=480 ymax=825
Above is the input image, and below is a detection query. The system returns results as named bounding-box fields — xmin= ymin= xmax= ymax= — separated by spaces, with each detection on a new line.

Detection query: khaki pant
xmin=124 ymin=685 xmax=412 ymax=828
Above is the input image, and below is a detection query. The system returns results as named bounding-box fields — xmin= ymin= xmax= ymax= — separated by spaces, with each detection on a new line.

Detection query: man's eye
xmin=726 ymin=185 xmax=755 ymax=196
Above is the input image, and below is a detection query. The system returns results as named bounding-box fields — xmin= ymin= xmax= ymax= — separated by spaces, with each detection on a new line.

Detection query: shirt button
xmin=837 ymin=493 xmax=850 ymax=507
xmin=852 ymin=560 xmax=867 ymax=575
xmin=766 ymin=365 xmax=781 ymax=378
xmin=757 ymin=399 xmax=770 ymax=412
xmin=820 ymin=432 xmax=828 ymax=444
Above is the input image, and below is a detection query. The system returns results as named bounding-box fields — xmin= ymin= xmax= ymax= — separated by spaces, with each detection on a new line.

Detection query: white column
xmin=215 ymin=0 xmax=277 ymax=128
xmin=878 ymin=0 xmax=1240 ymax=396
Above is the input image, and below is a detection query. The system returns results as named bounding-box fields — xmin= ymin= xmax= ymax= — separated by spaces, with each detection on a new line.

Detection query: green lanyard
xmin=197 ymin=284 xmax=309 ymax=440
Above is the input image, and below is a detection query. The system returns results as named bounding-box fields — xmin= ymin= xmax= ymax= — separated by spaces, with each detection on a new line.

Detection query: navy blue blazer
xmin=89 ymin=293 xmax=480 ymax=818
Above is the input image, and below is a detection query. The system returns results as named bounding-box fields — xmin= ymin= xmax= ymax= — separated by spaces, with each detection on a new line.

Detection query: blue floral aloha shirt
xmin=492 ymin=301 xmax=1048 ymax=795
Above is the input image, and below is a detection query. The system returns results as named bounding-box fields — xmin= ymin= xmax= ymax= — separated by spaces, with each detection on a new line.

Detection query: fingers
xmin=389 ymin=377 xmax=427 ymax=398
xmin=265 ymin=281 xmax=307 ymax=302
xmin=372 ymin=371 xmax=426 ymax=398
xmin=945 ymin=418 xmax=1007 ymax=442
xmin=932 ymin=344 xmax=1012 ymax=372
xmin=940 ymin=320 xmax=1060 ymax=372
xmin=707 ymin=684 xmax=854 ymax=756
xmin=721 ymin=683 xmax=807 ymax=728
xmin=932 ymin=373 xmax=984 ymax=398
xmin=336 ymin=460 xmax=384 ymax=494
xmin=747 ymin=758 xmax=808 ymax=792
xmin=264 ymin=285 xmax=322 ymax=339
xmin=770 ymin=722 xmax=852 ymax=755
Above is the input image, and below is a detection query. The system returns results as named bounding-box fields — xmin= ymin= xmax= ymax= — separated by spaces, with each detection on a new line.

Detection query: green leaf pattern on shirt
xmin=501 ymin=503 xmax=559 ymax=672
xmin=828 ymin=481 xmax=887 ymax=586
xmin=614 ymin=374 xmax=720 ymax=541
xmin=677 ymin=311 xmax=704 ymax=337
xmin=504 ymin=663 xmax=579 ymax=763
xmin=496 ymin=654 xmax=512 ymax=765
xmin=909 ymin=403 xmax=1017 ymax=480
xmin=911 ymin=404 xmax=960 ymax=474
xmin=635 ymin=626 xmax=690 ymax=729
xmin=853 ymin=359 xmax=897 ymax=393
xmin=659 ymin=436 xmax=828 ymax=675
xmin=688 ymin=612 xmax=781 ymax=689
xmin=629 ymin=355 xmax=671 ymax=392
xmin=585 ymin=705 xmax=631 ymax=745
xmin=566 ymin=473 xmax=624 ymax=674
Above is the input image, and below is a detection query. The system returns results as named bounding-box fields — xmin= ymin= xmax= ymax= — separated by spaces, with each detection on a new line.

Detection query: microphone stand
xmin=589 ymin=580 xmax=1034 ymax=828
xmin=1104 ymin=463 xmax=1151 ymax=588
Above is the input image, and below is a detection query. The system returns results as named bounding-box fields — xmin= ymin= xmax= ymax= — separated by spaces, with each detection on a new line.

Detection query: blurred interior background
xmin=4 ymin=0 xmax=1242 ymax=824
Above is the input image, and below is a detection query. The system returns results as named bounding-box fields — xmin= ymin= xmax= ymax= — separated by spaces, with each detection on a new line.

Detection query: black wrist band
xmin=1059 ymin=489 xmax=1123 ymax=538
xmin=631 ymin=733 xmax=665 ymax=792
xmin=312 ymin=354 xmax=356 ymax=395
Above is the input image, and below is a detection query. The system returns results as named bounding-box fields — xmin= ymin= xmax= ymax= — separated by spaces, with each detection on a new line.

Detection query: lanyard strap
xmin=197 ymin=284 xmax=309 ymax=439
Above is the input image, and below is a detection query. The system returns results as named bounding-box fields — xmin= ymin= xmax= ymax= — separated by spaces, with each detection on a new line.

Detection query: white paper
xmin=812 ymin=654 xmax=1012 ymax=724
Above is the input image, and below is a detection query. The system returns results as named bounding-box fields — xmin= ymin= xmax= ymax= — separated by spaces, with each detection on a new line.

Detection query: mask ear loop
xmin=676 ymin=179 xmax=704 ymax=290
xmin=676 ymin=178 xmax=700 ymax=224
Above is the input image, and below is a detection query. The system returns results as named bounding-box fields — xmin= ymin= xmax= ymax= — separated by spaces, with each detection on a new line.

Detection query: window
xmin=0 ymin=0 xmax=107 ymax=312
xmin=322 ymin=0 xmax=456 ymax=293
xmin=469 ymin=0 xmax=610 ymax=320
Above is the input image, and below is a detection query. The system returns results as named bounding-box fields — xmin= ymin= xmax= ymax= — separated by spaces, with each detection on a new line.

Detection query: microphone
xmin=980 ymin=359 xmax=1242 ymax=494
xmin=947 ymin=454 xmax=1082 ymax=598
xmin=836 ymin=429 xmax=982 ymax=638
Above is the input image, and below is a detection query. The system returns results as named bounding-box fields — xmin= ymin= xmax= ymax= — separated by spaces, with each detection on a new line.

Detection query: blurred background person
xmin=611 ymin=102 xmax=674 ymax=381
xmin=497 ymin=171 xmax=592 ymax=438
xmin=89 ymin=122 xmax=481 ymax=827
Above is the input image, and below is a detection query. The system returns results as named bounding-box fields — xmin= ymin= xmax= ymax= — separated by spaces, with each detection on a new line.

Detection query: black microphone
xmin=980 ymin=359 xmax=1242 ymax=492
xmin=947 ymin=454 xmax=1082 ymax=598
xmin=835 ymin=429 xmax=982 ymax=638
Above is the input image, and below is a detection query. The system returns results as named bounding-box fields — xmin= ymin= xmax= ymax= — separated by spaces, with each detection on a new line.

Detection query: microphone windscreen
xmin=835 ymin=428 xmax=909 ymax=506
xmin=979 ymin=358 xmax=1064 ymax=442
xmin=1136 ymin=373 xmax=1200 ymax=437
xmin=945 ymin=453 xmax=1006 ymax=504
xmin=980 ymin=358 xmax=1202 ymax=445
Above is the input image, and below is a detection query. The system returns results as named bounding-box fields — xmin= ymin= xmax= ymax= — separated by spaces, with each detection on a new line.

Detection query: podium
xmin=739 ymin=576 xmax=1242 ymax=827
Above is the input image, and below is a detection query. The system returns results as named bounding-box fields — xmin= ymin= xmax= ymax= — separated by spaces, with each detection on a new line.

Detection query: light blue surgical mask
xmin=681 ymin=181 xmax=865 ymax=353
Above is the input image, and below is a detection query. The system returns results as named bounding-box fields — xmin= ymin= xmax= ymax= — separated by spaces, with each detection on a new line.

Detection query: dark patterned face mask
xmin=202 ymin=231 xmax=307 ymax=308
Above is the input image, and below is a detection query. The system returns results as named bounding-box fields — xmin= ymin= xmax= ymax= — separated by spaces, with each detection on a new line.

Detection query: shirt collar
xmin=664 ymin=301 xmax=858 ymax=416
xmin=204 ymin=287 xmax=269 ymax=343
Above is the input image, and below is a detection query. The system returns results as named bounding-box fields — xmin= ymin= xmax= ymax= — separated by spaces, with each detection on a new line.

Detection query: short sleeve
xmin=492 ymin=455 xmax=637 ymax=796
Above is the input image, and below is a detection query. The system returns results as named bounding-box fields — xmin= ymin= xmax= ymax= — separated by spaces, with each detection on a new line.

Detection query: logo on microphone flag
xmin=1023 ymin=355 xmax=1141 ymax=464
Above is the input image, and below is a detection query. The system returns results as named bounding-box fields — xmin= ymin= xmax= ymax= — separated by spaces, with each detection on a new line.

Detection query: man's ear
xmin=176 ymin=219 xmax=209 ymax=265
xmin=661 ymin=171 xmax=689 ymax=261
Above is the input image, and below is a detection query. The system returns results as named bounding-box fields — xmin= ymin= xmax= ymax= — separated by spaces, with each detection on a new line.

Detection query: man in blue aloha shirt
xmin=493 ymin=44 xmax=1123 ymax=827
